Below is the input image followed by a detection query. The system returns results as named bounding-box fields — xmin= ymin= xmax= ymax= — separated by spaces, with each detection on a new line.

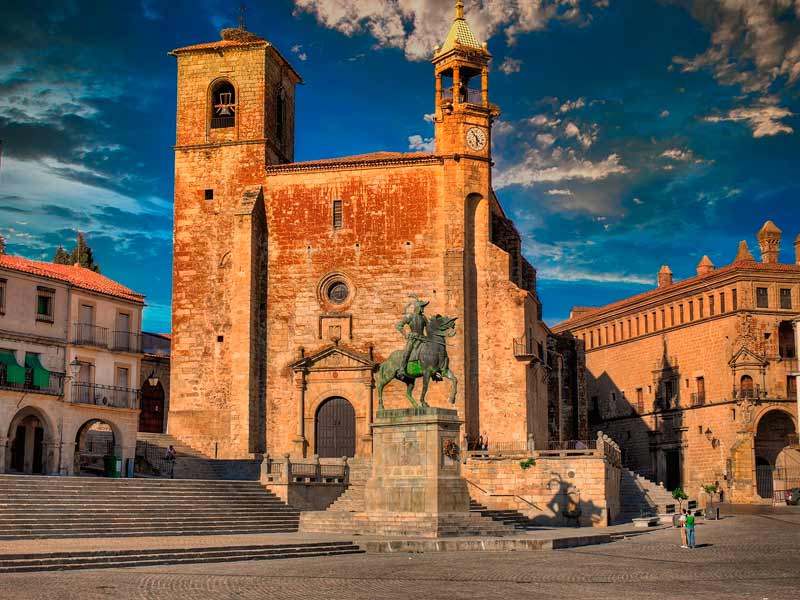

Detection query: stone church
xmin=169 ymin=4 xmax=561 ymax=461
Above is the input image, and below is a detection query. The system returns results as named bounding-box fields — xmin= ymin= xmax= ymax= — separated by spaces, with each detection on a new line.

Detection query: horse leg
xmin=441 ymin=368 xmax=458 ymax=404
xmin=405 ymin=379 xmax=418 ymax=408
xmin=419 ymin=373 xmax=430 ymax=408
xmin=376 ymin=371 xmax=386 ymax=411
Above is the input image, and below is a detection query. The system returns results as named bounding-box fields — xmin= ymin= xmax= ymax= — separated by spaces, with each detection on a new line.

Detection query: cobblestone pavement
xmin=2 ymin=512 xmax=798 ymax=600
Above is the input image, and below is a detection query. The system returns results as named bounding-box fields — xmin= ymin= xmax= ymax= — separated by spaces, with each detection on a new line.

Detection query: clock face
xmin=466 ymin=127 xmax=487 ymax=151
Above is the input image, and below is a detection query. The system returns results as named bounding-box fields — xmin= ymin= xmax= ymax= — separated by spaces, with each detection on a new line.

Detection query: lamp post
xmin=146 ymin=370 xmax=159 ymax=388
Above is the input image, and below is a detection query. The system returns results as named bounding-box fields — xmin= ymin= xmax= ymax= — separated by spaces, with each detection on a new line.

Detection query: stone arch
xmin=73 ymin=418 xmax=123 ymax=476
xmin=208 ymin=77 xmax=238 ymax=130
xmin=753 ymin=409 xmax=796 ymax=499
xmin=314 ymin=396 xmax=356 ymax=459
xmin=5 ymin=405 xmax=57 ymax=475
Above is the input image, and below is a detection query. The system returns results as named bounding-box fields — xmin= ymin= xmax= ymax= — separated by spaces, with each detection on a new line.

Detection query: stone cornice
xmin=266 ymin=155 xmax=444 ymax=174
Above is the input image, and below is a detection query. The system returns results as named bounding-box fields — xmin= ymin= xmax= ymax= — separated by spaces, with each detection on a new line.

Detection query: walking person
xmin=685 ymin=511 xmax=697 ymax=549
xmin=679 ymin=509 xmax=688 ymax=548
xmin=164 ymin=445 xmax=177 ymax=479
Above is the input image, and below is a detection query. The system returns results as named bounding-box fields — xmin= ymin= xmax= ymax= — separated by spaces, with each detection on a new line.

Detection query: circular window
xmin=327 ymin=281 xmax=349 ymax=305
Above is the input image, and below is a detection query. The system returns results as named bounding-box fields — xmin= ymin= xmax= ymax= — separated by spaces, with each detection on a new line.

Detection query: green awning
xmin=24 ymin=353 xmax=51 ymax=388
xmin=0 ymin=350 xmax=27 ymax=385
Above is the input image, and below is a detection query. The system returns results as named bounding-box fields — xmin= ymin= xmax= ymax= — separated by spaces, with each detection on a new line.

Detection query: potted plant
xmin=519 ymin=457 xmax=536 ymax=470
xmin=702 ymin=483 xmax=720 ymax=519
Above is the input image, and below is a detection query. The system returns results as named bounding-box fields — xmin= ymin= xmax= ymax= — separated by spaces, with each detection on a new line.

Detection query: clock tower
xmin=432 ymin=1 xmax=498 ymax=159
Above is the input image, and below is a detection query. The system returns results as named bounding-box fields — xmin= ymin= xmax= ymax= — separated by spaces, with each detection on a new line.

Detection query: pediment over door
xmin=728 ymin=346 xmax=768 ymax=370
xmin=289 ymin=344 xmax=377 ymax=373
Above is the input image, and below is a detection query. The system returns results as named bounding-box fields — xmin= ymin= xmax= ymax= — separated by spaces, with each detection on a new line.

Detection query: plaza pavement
xmin=0 ymin=509 xmax=797 ymax=599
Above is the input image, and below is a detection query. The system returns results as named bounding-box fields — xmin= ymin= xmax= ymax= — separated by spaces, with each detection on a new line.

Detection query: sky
xmin=1 ymin=0 xmax=799 ymax=333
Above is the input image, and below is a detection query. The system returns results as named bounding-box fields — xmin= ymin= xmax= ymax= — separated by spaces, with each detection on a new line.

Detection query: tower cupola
xmin=431 ymin=1 xmax=498 ymax=157
xmin=757 ymin=220 xmax=782 ymax=264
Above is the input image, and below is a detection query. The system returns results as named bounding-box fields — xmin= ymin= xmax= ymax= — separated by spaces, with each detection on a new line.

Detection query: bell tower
xmin=432 ymin=1 xmax=498 ymax=158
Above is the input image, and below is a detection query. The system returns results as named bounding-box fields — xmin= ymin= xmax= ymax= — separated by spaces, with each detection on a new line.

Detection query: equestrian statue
xmin=376 ymin=295 xmax=458 ymax=409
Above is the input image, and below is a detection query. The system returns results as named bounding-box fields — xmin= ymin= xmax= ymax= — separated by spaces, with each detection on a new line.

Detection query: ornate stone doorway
xmin=315 ymin=397 xmax=356 ymax=458
xmin=139 ymin=381 xmax=165 ymax=433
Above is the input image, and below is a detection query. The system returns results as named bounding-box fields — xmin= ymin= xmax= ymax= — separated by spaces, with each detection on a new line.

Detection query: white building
xmin=0 ymin=252 xmax=145 ymax=475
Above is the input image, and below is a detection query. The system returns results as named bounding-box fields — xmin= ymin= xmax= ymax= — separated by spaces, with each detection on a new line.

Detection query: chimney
xmin=795 ymin=234 xmax=800 ymax=265
xmin=658 ymin=265 xmax=673 ymax=288
xmin=734 ymin=240 xmax=755 ymax=263
xmin=696 ymin=255 xmax=715 ymax=277
xmin=757 ymin=220 xmax=782 ymax=264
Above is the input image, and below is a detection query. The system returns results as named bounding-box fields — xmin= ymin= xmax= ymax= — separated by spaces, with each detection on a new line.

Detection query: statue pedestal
xmin=363 ymin=407 xmax=470 ymax=536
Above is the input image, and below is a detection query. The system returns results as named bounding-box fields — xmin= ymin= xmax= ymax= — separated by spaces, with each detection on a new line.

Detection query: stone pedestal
xmin=362 ymin=407 xmax=470 ymax=536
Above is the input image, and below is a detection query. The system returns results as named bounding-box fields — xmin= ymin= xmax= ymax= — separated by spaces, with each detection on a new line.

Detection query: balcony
xmin=72 ymin=323 xmax=109 ymax=348
xmin=0 ymin=367 xmax=65 ymax=396
xmin=513 ymin=335 xmax=537 ymax=360
xmin=441 ymin=86 xmax=484 ymax=105
xmin=72 ymin=382 xmax=140 ymax=409
xmin=112 ymin=330 xmax=142 ymax=353
xmin=733 ymin=385 xmax=767 ymax=400
xmin=71 ymin=323 xmax=142 ymax=353
xmin=691 ymin=392 xmax=706 ymax=407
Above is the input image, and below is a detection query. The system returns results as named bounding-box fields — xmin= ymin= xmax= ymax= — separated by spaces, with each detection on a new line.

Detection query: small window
xmin=332 ymin=199 xmax=343 ymax=230
xmin=36 ymin=286 xmax=55 ymax=323
xmin=635 ymin=316 xmax=640 ymax=336
xmin=788 ymin=376 xmax=797 ymax=398
xmin=0 ymin=278 xmax=5 ymax=315
xmin=661 ymin=309 xmax=666 ymax=329
xmin=627 ymin=319 xmax=632 ymax=338
xmin=698 ymin=297 xmax=704 ymax=319
xmin=709 ymin=295 xmax=715 ymax=316
xmin=210 ymin=81 xmax=236 ymax=129
xmin=689 ymin=301 xmax=694 ymax=321
xmin=644 ymin=314 xmax=649 ymax=334
xmin=204 ymin=189 xmax=214 ymax=201
xmin=276 ymin=87 xmax=286 ymax=143
xmin=670 ymin=306 xmax=674 ymax=327
xmin=590 ymin=330 xmax=595 ymax=348
xmin=780 ymin=288 xmax=792 ymax=309
xmin=679 ymin=304 xmax=684 ymax=324
xmin=636 ymin=388 xmax=644 ymax=414
xmin=720 ymin=292 xmax=726 ymax=313
xmin=756 ymin=287 xmax=768 ymax=308
xmin=732 ymin=288 xmax=738 ymax=310
xmin=327 ymin=280 xmax=349 ymax=305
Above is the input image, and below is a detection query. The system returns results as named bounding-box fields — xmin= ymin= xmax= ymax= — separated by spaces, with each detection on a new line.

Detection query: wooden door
xmin=315 ymin=397 xmax=356 ymax=458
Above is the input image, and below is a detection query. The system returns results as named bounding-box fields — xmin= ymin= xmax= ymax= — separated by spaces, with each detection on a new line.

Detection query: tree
xmin=53 ymin=245 xmax=70 ymax=264
xmin=672 ymin=487 xmax=688 ymax=512
xmin=53 ymin=233 xmax=101 ymax=273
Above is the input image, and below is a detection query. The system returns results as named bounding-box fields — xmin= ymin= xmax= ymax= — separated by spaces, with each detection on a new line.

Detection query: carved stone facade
xmin=553 ymin=224 xmax=800 ymax=503
xmin=169 ymin=13 xmax=554 ymax=460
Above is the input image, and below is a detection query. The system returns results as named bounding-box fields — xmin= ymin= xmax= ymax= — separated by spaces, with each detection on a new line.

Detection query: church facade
xmin=168 ymin=6 xmax=555 ymax=460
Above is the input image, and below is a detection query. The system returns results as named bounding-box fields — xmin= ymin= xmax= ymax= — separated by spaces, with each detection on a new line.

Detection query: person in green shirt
xmin=685 ymin=512 xmax=696 ymax=548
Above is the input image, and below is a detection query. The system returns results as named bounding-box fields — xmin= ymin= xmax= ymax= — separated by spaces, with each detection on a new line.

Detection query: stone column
xmin=452 ymin=67 xmax=461 ymax=105
xmin=360 ymin=374 xmax=374 ymax=456
xmin=435 ymin=74 xmax=442 ymax=107
xmin=292 ymin=370 xmax=307 ymax=457
xmin=481 ymin=67 xmax=489 ymax=105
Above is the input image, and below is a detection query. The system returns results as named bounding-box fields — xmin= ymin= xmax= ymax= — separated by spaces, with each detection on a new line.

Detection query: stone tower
xmin=757 ymin=220 xmax=782 ymax=264
xmin=168 ymin=28 xmax=301 ymax=458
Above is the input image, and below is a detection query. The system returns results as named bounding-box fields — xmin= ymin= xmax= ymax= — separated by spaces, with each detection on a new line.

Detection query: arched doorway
xmin=315 ymin=397 xmax=355 ymax=458
xmin=139 ymin=381 xmax=165 ymax=433
xmin=75 ymin=420 xmax=116 ymax=476
xmin=7 ymin=412 xmax=47 ymax=475
xmin=754 ymin=410 xmax=796 ymax=499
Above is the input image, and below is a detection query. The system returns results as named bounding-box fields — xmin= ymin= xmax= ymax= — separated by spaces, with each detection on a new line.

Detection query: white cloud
xmin=499 ymin=57 xmax=522 ymax=75
xmin=704 ymin=102 xmax=794 ymax=138
xmin=660 ymin=110 xmax=670 ymax=118
xmin=536 ymin=265 xmax=652 ymax=285
xmin=546 ymin=189 xmax=573 ymax=196
xmin=661 ymin=148 xmax=695 ymax=161
xmin=408 ymin=134 xmax=435 ymax=152
xmin=670 ymin=0 xmax=800 ymax=94
xmin=632 ymin=197 xmax=644 ymax=205
xmin=495 ymin=151 xmax=630 ymax=188
xmin=564 ymin=121 xmax=596 ymax=148
xmin=530 ymin=114 xmax=561 ymax=128
xmin=292 ymin=0 xmax=609 ymax=61
xmin=559 ymin=97 xmax=586 ymax=113
xmin=290 ymin=44 xmax=308 ymax=61
xmin=536 ymin=133 xmax=557 ymax=147
xmin=423 ymin=113 xmax=436 ymax=123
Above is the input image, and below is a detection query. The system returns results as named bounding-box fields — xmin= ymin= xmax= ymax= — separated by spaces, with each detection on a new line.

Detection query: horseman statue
xmin=377 ymin=296 xmax=458 ymax=410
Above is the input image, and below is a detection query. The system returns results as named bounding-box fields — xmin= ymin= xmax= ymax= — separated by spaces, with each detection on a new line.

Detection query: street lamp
xmin=146 ymin=371 xmax=159 ymax=387
xmin=68 ymin=358 xmax=82 ymax=378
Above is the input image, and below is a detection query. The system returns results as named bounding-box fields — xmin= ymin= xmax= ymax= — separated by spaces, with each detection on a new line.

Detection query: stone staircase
xmin=617 ymin=467 xmax=680 ymax=522
xmin=136 ymin=433 xmax=261 ymax=480
xmin=0 ymin=541 xmax=364 ymax=573
xmin=326 ymin=458 xmax=372 ymax=512
xmin=469 ymin=499 xmax=540 ymax=530
xmin=0 ymin=475 xmax=300 ymax=540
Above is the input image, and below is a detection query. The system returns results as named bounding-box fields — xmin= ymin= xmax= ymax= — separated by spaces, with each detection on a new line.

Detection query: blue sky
xmin=1 ymin=0 xmax=798 ymax=332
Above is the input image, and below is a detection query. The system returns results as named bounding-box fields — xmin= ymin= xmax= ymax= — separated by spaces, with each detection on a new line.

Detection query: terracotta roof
xmin=171 ymin=39 xmax=267 ymax=54
xmin=0 ymin=255 xmax=145 ymax=304
xmin=267 ymin=151 xmax=439 ymax=172
xmin=553 ymin=260 xmax=800 ymax=331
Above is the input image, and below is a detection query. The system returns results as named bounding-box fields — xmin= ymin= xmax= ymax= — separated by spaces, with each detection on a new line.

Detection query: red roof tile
xmin=0 ymin=255 xmax=145 ymax=304
xmin=553 ymin=259 xmax=800 ymax=331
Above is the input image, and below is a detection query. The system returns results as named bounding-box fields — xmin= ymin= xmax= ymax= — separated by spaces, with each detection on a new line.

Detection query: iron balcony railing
xmin=733 ymin=385 xmax=767 ymax=400
xmin=112 ymin=330 xmax=142 ymax=353
xmin=72 ymin=382 xmax=140 ymax=409
xmin=512 ymin=335 xmax=537 ymax=359
xmin=441 ymin=86 xmax=484 ymax=105
xmin=0 ymin=366 xmax=65 ymax=396
xmin=210 ymin=116 xmax=235 ymax=129
xmin=691 ymin=392 xmax=706 ymax=407
xmin=72 ymin=323 xmax=109 ymax=348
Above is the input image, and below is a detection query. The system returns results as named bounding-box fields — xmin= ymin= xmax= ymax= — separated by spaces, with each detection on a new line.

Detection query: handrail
xmin=464 ymin=478 xmax=543 ymax=511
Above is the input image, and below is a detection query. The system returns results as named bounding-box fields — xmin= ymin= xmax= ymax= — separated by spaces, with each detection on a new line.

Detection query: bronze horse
xmin=376 ymin=314 xmax=458 ymax=409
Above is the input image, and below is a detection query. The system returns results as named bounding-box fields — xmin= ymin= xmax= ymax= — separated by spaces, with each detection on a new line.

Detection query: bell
xmin=217 ymin=105 xmax=232 ymax=116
